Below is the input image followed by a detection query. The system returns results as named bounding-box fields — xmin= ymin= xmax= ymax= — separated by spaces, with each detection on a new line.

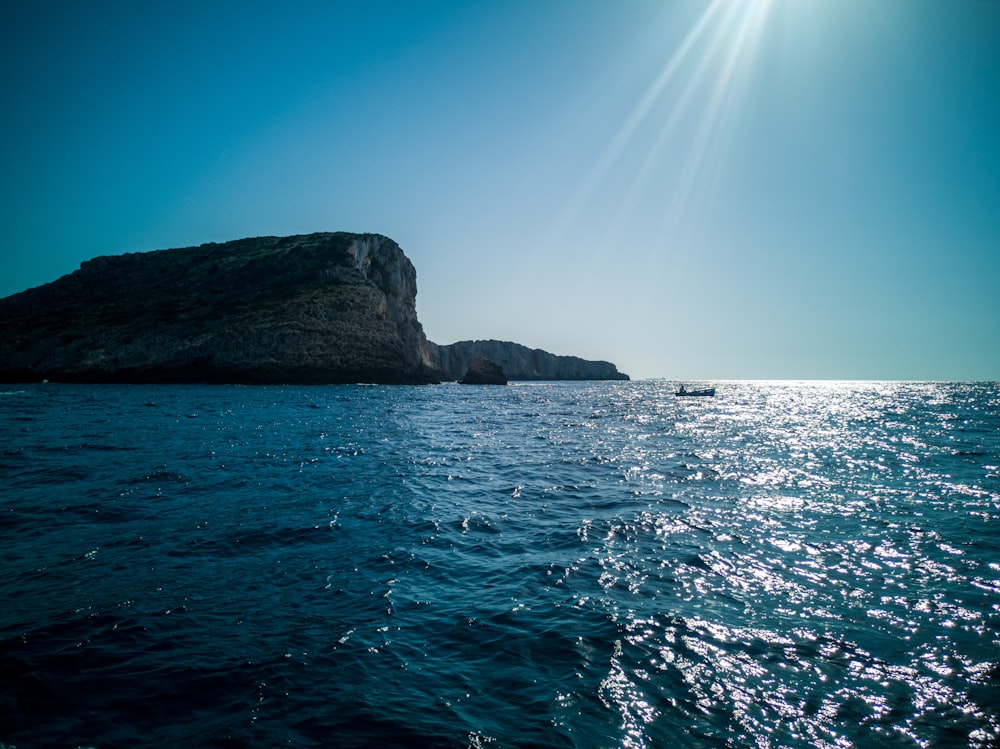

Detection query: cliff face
xmin=0 ymin=233 xmax=439 ymax=384
xmin=428 ymin=340 xmax=629 ymax=382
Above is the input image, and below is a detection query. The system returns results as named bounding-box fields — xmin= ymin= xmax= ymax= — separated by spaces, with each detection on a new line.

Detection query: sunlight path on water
xmin=1 ymin=381 xmax=997 ymax=748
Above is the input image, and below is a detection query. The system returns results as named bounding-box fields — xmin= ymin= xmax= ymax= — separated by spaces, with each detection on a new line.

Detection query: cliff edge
xmin=0 ymin=233 xmax=440 ymax=384
xmin=427 ymin=339 xmax=629 ymax=381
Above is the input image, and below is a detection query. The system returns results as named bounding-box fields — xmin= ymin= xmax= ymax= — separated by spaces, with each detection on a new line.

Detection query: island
xmin=0 ymin=232 xmax=629 ymax=385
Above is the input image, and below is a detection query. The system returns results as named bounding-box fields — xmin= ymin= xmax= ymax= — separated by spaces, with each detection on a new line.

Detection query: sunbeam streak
xmin=553 ymin=1 xmax=727 ymax=238
xmin=657 ymin=0 xmax=775 ymax=247
xmin=558 ymin=0 xmax=776 ymax=257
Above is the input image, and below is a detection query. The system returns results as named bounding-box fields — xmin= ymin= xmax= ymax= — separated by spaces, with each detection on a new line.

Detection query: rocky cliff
xmin=428 ymin=339 xmax=629 ymax=381
xmin=0 ymin=233 xmax=440 ymax=384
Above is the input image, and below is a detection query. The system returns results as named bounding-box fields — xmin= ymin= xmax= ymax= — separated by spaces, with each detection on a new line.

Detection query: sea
xmin=1 ymin=381 xmax=998 ymax=749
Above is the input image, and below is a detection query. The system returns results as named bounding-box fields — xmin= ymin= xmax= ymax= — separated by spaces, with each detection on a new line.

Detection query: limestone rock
xmin=428 ymin=339 xmax=629 ymax=381
xmin=459 ymin=357 xmax=508 ymax=385
xmin=0 ymin=233 xmax=440 ymax=385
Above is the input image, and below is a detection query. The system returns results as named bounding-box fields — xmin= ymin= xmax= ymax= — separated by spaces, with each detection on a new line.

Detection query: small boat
xmin=675 ymin=385 xmax=715 ymax=397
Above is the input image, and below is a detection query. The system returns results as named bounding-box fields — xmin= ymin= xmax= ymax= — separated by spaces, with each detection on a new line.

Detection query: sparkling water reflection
xmin=0 ymin=381 xmax=997 ymax=747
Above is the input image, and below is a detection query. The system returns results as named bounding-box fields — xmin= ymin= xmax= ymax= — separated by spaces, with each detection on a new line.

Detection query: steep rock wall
xmin=428 ymin=339 xmax=629 ymax=381
xmin=0 ymin=233 xmax=439 ymax=384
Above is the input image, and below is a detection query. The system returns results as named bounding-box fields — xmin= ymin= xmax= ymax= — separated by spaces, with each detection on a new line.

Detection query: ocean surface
xmin=1 ymin=381 xmax=998 ymax=748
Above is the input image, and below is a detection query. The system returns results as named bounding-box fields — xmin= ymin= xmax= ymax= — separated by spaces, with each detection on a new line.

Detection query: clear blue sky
xmin=2 ymin=0 xmax=998 ymax=380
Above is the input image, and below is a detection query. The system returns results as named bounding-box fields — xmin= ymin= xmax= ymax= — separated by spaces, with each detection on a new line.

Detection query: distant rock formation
xmin=459 ymin=357 xmax=508 ymax=385
xmin=0 ymin=232 xmax=631 ymax=385
xmin=0 ymin=233 xmax=440 ymax=384
xmin=428 ymin=340 xmax=629 ymax=381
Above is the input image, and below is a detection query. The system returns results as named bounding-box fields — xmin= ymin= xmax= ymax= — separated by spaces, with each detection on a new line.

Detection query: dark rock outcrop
xmin=428 ymin=339 xmax=629 ymax=382
xmin=459 ymin=357 xmax=508 ymax=385
xmin=0 ymin=233 xmax=440 ymax=384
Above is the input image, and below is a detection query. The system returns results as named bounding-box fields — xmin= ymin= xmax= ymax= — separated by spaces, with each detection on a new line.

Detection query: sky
xmin=1 ymin=0 xmax=998 ymax=380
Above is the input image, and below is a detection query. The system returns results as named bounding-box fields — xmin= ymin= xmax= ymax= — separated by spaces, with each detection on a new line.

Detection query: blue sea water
xmin=1 ymin=381 xmax=998 ymax=748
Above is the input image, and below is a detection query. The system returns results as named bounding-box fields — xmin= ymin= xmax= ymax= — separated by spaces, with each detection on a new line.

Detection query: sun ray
xmin=547 ymin=1 xmax=726 ymax=242
xmin=568 ymin=0 xmax=776 ymax=243
xmin=610 ymin=7 xmax=737 ymax=234
xmin=656 ymin=0 xmax=775 ymax=250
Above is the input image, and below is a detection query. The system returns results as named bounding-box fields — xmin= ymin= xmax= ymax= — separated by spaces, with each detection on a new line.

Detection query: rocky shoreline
xmin=0 ymin=233 xmax=628 ymax=385
xmin=430 ymin=339 xmax=628 ymax=382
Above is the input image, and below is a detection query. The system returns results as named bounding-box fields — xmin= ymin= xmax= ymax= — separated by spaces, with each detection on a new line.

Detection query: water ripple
xmin=1 ymin=381 xmax=998 ymax=747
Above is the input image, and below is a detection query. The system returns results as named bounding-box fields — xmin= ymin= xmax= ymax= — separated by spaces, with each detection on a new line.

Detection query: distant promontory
xmin=429 ymin=339 xmax=628 ymax=382
xmin=0 ymin=232 xmax=629 ymax=385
